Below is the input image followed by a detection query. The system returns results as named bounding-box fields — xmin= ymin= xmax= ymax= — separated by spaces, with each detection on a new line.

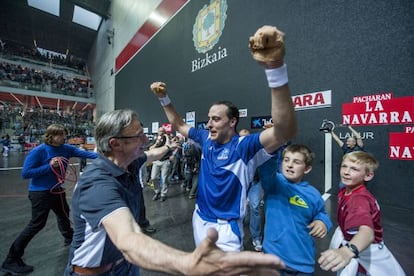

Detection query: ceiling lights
xmin=72 ymin=5 xmax=102 ymax=31
xmin=27 ymin=0 xmax=102 ymax=31
xmin=28 ymin=0 xmax=59 ymax=16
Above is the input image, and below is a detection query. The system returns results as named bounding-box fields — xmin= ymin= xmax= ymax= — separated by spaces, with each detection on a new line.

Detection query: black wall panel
xmin=115 ymin=0 xmax=414 ymax=210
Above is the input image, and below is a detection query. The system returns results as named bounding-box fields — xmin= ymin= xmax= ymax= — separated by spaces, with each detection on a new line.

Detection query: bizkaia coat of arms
xmin=192 ymin=0 xmax=228 ymax=54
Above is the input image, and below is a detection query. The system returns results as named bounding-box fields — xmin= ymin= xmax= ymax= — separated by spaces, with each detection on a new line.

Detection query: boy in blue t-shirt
xmin=260 ymin=144 xmax=332 ymax=275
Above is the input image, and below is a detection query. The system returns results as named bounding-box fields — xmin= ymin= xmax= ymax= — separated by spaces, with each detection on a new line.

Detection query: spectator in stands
xmin=0 ymin=60 xmax=91 ymax=98
xmin=0 ymin=39 xmax=87 ymax=73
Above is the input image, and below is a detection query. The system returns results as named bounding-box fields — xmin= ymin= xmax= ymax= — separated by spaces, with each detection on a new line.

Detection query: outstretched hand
xmin=150 ymin=81 xmax=167 ymax=98
xmin=248 ymin=25 xmax=285 ymax=67
xmin=167 ymin=136 xmax=181 ymax=150
xmin=182 ymin=228 xmax=284 ymax=275
xmin=318 ymin=247 xmax=353 ymax=272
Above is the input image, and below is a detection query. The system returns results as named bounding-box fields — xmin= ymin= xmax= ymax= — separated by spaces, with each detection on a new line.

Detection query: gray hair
xmin=95 ymin=109 xmax=139 ymax=154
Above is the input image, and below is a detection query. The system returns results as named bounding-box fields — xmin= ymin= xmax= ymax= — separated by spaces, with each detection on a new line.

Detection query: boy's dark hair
xmin=282 ymin=144 xmax=314 ymax=167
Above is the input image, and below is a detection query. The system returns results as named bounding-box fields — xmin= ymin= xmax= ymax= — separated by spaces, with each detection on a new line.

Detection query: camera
xmin=319 ymin=119 xmax=334 ymax=133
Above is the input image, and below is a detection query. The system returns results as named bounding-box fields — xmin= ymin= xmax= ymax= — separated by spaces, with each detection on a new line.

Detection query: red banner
xmin=342 ymin=96 xmax=414 ymax=126
xmin=389 ymin=132 xmax=414 ymax=160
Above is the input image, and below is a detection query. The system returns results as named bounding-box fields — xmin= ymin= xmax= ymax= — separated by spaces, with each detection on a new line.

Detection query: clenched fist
xmin=150 ymin=82 xmax=167 ymax=98
xmin=249 ymin=25 xmax=285 ymax=63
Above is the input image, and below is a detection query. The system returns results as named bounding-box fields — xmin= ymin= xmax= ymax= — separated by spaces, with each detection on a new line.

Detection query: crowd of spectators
xmin=0 ymin=105 xmax=94 ymax=145
xmin=0 ymin=39 xmax=87 ymax=74
xmin=0 ymin=60 xmax=93 ymax=98
xmin=0 ymin=39 xmax=93 ymax=98
xmin=0 ymin=38 xmax=95 ymax=147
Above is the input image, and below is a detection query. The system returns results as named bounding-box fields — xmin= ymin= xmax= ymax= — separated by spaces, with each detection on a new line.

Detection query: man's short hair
xmin=213 ymin=100 xmax=239 ymax=128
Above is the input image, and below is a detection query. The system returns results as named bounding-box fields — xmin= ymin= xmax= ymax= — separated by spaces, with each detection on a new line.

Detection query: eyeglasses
xmin=112 ymin=133 xmax=147 ymax=140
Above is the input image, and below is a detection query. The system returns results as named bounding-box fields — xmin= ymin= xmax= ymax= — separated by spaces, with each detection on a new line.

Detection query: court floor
xmin=0 ymin=152 xmax=412 ymax=275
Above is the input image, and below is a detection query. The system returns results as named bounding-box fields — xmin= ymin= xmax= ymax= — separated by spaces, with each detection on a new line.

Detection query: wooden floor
xmin=0 ymin=152 xmax=412 ymax=276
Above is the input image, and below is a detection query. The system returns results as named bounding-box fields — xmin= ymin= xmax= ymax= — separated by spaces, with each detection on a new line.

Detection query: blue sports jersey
xmin=189 ymin=127 xmax=272 ymax=221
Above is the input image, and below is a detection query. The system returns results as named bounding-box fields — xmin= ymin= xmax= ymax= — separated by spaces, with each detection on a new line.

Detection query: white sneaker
xmin=252 ymin=239 xmax=262 ymax=252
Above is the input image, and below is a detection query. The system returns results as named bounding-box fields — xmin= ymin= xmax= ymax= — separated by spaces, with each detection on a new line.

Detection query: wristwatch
xmin=345 ymin=243 xmax=359 ymax=258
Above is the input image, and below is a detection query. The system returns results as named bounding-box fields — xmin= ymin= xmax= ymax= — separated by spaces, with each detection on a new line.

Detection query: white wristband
xmin=159 ymin=95 xmax=171 ymax=106
xmin=265 ymin=64 xmax=288 ymax=88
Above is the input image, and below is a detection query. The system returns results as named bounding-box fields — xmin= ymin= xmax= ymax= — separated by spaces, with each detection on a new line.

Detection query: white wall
xmin=88 ymin=0 xmax=162 ymax=119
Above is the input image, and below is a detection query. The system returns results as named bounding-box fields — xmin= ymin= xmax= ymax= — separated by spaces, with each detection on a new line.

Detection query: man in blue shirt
xmin=151 ymin=25 xmax=297 ymax=252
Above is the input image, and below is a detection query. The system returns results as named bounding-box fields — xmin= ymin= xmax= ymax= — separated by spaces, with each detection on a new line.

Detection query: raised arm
xmin=331 ymin=129 xmax=344 ymax=148
xmin=103 ymin=208 xmax=285 ymax=275
xmin=348 ymin=125 xmax=364 ymax=148
xmin=145 ymin=135 xmax=181 ymax=163
xmin=150 ymin=82 xmax=191 ymax=137
xmin=248 ymin=25 xmax=297 ymax=153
